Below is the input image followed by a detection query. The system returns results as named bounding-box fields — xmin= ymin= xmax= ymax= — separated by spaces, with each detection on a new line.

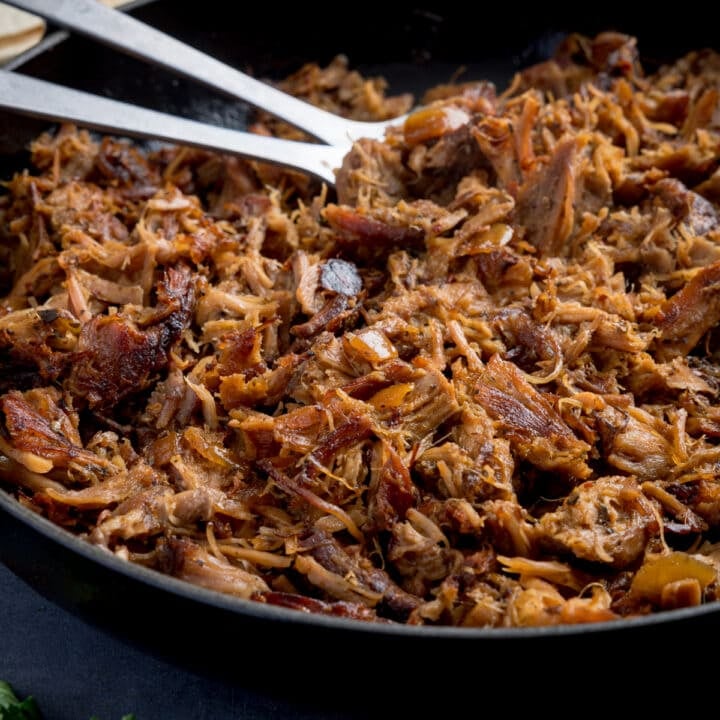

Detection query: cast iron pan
xmin=1 ymin=0 xmax=720 ymax=703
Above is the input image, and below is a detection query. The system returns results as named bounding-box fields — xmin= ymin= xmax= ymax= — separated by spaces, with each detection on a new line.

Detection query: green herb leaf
xmin=0 ymin=681 xmax=43 ymax=720
xmin=2 ymin=680 xmax=135 ymax=720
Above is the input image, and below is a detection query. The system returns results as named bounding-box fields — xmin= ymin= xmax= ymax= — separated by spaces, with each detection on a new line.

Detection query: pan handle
xmin=3 ymin=0 xmax=403 ymax=148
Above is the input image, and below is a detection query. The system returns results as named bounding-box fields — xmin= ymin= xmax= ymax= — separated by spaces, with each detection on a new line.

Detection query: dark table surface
xmin=0 ymin=560 xmax=353 ymax=720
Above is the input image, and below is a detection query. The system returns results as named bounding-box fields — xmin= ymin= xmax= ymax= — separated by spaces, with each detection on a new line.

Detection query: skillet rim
xmin=6 ymin=483 xmax=720 ymax=641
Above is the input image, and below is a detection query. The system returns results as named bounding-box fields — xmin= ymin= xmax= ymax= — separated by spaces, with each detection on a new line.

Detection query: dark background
xmin=0 ymin=562 xmax=310 ymax=720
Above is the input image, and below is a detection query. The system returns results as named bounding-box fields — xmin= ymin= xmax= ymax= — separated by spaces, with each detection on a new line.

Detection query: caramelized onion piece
xmin=403 ymin=105 xmax=471 ymax=145
xmin=630 ymin=551 xmax=716 ymax=605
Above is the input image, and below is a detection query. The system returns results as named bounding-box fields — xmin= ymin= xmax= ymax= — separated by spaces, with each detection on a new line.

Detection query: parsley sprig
xmin=0 ymin=681 xmax=41 ymax=720
xmin=0 ymin=681 xmax=135 ymax=720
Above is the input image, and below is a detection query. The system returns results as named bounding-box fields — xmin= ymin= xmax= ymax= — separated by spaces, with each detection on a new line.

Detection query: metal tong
xmin=0 ymin=0 xmax=410 ymax=185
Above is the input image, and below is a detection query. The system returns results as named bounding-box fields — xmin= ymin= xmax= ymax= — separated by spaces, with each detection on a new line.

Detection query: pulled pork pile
xmin=4 ymin=32 xmax=720 ymax=628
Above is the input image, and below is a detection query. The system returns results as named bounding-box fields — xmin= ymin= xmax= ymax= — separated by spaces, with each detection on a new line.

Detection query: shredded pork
xmin=3 ymin=32 xmax=720 ymax=628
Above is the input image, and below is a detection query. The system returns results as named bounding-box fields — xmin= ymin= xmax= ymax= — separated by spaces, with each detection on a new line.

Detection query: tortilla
xmin=0 ymin=0 xmax=136 ymax=65
xmin=0 ymin=3 xmax=45 ymax=64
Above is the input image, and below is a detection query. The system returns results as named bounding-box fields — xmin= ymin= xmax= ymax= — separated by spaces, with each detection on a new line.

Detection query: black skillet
xmin=1 ymin=0 xmax=720 ymax=706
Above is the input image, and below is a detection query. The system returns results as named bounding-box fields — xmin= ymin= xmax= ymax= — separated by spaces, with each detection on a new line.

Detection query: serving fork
xmin=0 ymin=0 xmax=411 ymax=185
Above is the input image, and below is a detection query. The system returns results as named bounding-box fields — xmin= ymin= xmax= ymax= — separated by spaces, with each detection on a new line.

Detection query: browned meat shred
xmin=5 ymin=34 xmax=720 ymax=629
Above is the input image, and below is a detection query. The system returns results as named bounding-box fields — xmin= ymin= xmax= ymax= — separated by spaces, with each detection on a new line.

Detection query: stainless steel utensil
xmin=3 ymin=0 xmax=404 ymax=183
xmin=0 ymin=69 xmax=347 ymax=184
